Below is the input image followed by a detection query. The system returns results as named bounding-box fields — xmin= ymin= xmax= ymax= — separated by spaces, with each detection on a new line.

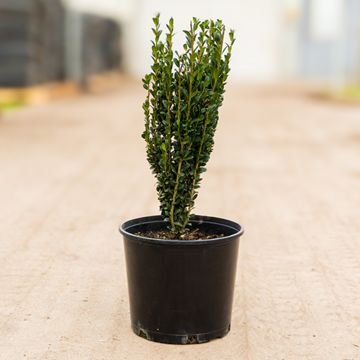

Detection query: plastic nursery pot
xmin=119 ymin=215 xmax=244 ymax=345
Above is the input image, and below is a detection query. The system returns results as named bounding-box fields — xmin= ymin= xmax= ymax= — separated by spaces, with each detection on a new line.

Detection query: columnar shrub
xmin=142 ymin=14 xmax=235 ymax=235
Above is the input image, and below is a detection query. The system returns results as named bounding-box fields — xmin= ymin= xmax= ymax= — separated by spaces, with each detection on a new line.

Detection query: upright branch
xmin=142 ymin=14 xmax=235 ymax=236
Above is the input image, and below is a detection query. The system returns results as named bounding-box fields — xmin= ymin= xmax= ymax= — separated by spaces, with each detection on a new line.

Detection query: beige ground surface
xmin=0 ymin=80 xmax=360 ymax=360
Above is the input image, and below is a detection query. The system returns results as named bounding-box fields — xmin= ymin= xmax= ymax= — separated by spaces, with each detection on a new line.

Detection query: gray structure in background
xmin=0 ymin=0 xmax=122 ymax=88
xmin=299 ymin=0 xmax=360 ymax=85
xmin=65 ymin=8 xmax=83 ymax=86
xmin=65 ymin=10 xmax=122 ymax=88
xmin=0 ymin=0 xmax=65 ymax=87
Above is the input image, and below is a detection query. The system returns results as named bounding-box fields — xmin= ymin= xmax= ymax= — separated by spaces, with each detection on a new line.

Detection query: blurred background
xmin=0 ymin=0 xmax=360 ymax=104
xmin=1 ymin=2 xmax=360 ymax=357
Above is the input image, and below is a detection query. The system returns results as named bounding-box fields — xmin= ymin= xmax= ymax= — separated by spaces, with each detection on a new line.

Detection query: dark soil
xmin=136 ymin=228 xmax=224 ymax=240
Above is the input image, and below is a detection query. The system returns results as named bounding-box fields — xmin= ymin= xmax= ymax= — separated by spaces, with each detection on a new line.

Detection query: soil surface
xmin=136 ymin=229 xmax=224 ymax=240
xmin=1 ymin=80 xmax=360 ymax=359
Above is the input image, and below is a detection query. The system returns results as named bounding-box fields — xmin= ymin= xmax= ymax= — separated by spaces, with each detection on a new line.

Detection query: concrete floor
xmin=1 ymin=81 xmax=360 ymax=359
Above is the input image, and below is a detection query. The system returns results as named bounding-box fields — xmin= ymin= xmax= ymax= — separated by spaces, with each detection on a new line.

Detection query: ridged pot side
xmin=120 ymin=215 xmax=244 ymax=344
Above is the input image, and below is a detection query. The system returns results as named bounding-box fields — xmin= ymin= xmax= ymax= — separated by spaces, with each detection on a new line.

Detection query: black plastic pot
xmin=119 ymin=215 xmax=244 ymax=345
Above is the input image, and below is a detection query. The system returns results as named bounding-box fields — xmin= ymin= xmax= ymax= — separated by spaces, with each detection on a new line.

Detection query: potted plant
xmin=119 ymin=14 xmax=244 ymax=345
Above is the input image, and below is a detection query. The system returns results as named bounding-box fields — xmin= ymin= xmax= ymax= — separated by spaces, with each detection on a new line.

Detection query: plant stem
xmin=171 ymin=23 xmax=195 ymax=234
xmin=169 ymin=157 xmax=183 ymax=232
xmin=169 ymin=60 xmax=183 ymax=232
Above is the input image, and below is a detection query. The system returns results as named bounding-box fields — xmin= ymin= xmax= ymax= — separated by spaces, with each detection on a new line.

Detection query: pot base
xmin=132 ymin=323 xmax=231 ymax=344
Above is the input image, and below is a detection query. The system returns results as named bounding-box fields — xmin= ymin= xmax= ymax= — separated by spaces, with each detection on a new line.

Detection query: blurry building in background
xmin=0 ymin=0 xmax=65 ymax=87
xmin=65 ymin=11 xmax=122 ymax=86
xmin=0 ymin=0 xmax=359 ymax=88
xmin=0 ymin=0 xmax=122 ymax=88
xmin=122 ymin=0 xmax=360 ymax=87
xmin=297 ymin=0 xmax=360 ymax=86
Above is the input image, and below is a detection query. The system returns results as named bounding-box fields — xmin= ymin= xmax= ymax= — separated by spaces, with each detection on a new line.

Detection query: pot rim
xmin=119 ymin=215 xmax=244 ymax=246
